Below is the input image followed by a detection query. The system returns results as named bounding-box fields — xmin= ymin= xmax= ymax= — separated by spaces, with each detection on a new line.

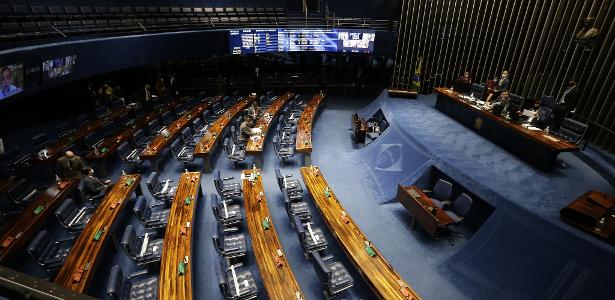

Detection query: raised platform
xmin=324 ymin=90 xmax=615 ymax=299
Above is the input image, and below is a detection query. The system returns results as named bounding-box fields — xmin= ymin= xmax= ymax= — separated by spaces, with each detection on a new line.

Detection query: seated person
xmin=237 ymin=116 xmax=257 ymax=144
xmin=486 ymin=70 xmax=511 ymax=103
xmin=246 ymin=102 xmax=262 ymax=119
xmin=57 ymin=151 xmax=88 ymax=179
xmin=457 ymin=71 xmax=472 ymax=84
xmin=83 ymin=168 xmax=112 ymax=196
xmin=491 ymin=90 xmax=512 ymax=116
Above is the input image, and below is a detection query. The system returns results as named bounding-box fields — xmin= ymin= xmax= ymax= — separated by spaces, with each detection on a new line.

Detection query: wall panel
xmin=392 ymin=0 xmax=615 ymax=152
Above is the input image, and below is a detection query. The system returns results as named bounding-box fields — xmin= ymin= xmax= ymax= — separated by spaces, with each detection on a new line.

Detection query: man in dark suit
xmin=486 ymin=70 xmax=511 ymax=103
xmin=553 ymin=80 xmax=580 ymax=128
xmin=56 ymin=151 xmax=87 ymax=179
xmin=83 ymin=168 xmax=111 ymax=196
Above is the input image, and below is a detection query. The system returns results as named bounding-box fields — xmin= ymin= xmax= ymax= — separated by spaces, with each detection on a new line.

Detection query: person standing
xmin=553 ymin=80 xmax=580 ymax=128
xmin=56 ymin=150 xmax=87 ymax=179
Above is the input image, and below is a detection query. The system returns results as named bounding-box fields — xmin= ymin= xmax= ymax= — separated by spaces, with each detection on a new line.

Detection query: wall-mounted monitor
xmin=0 ymin=64 xmax=24 ymax=101
xmin=229 ymin=28 xmax=376 ymax=54
xmin=42 ymin=55 xmax=77 ymax=81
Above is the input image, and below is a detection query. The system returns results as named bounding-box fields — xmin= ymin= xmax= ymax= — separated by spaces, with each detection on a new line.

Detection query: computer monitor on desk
xmin=453 ymin=80 xmax=471 ymax=94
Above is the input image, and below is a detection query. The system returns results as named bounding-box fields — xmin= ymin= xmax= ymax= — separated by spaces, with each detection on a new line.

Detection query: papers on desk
xmin=250 ymin=135 xmax=261 ymax=141
xmin=251 ymin=128 xmax=262 ymax=134
xmin=522 ymin=109 xmax=535 ymax=118
xmin=527 ymin=126 xmax=541 ymax=131
xmin=543 ymin=135 xmax=560 ymax=142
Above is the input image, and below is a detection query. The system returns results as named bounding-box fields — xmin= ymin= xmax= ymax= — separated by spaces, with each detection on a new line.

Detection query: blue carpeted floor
xmin=4 ymin=90 xmax=615 ymax=300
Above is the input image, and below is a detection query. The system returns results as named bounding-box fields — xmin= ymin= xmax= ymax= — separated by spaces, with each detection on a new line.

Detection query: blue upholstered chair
xmin=54 ymin=198 xmax=93 ymax=232
xmin=27 ymin=230 xmax=73 ymax=272
xmin=145 ymin=171 xmax=176 ymax=203
xmin=310 ymin=251 xmax=354 ymax=298
xmin=215 ymin=259 xmax=258 ymax=300
xmin=132 ymin=195 xmax=169 ymax=230
xmin=212 ymin=222 xmax=247 ymax=261
xmin=283 ymin=188 xmax=311 ymax=224
xmin=106 ymin=265 xmax=158 ymax=300
xmin=428 ymin=179 xmax=453 ymax=208
xmin=120 ymin=225 xmax=163 ymax=266
xmin=213 ymin=169 xmax=242 ymax=199
xmin=293 ymin=215 xmax=328 ymax=257
xmin=211 ymin=193 xmax=243 ymax=232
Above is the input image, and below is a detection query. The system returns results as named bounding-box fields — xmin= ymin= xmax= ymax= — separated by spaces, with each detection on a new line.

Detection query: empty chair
xmin=272 ymin=135 xmax=294 ymax=161
xmin=276 ymin=124 xmax=295 ymax=145
xmin=554 ymin=118 xmax=588 ymax=145
xmin=192 ymin=118 xmax=208 ymax=136
xmin=223 ymin=138 xmax=245 ymax=164
xmin=181 ymin=127 xmax=198 ymax=146
xmin=215 ymin=260 xmax=258 ymax=300
xmin=56 ymin=121 xmax=74 ymax=138
xmin=161 ymin=111 xmax=174 ymax=126
xmin=32 ymin=133 xmax=51 ymax=151
xmin=222 ymin=96 xmax=232 ymax=108
xmin=310 ymin=251 xmax=354 ymax=298
xmin=8 ymin=178 xmax=38 ymax=207
xmin=120 ymin=225 xmax=163 ymax=266
xmin=212 ymin=222 xmax=247 ymax=261
xmin=27 ymin=230 xmax=73 ymax=272
xmin=106 ymin=265 xmax=158 ymax=300
xmin=175 ymin=103 xmax=188 ymax=116
xmin=54 ymin=198 xmax=94 ymax=232
xmin=278 ymin=116 xmax=296 ymax=134
xmin=230 ymin=126 xmax=246 ymax=147
xmin=283 ymin=188 xmax=311 ymax=223
xmin=132 ymin=129 xmax=151 ymax=151
xmin=101 ymin=121 xmax=117 ymax=138
xmin=117 ymin=141 xmax=142 ymax=166
xmin=3 ymin=146 xmax=32 ymax=171
xmin=541 ymin=95 xmax=556 ymax=110
xmin=275 ymin=168 xmax=302 ymax=194
xmin=148 ymin=119 xmax=163 ymax=135
xmin=145 ymin=172 xmax=176 ymax=202
xmin=443 ymin=193 xmax=473 ymax=222
xmin=427 ymin=179 xmax=453 ymax=208
xmin=95 ymin=106 xmax=110 ymax=118
xmin=293 ymin=215 xmax=328 ymax=257
xmin=76 ymin=114 xmax=90 ymax=127
xmin=202 ymin=109 xmax=213 ymax=123
xmin=111 ymin=99 xmax=124 ymax=109
xmin=133 ymin=196 xmax=169 ymax=229
xmin=170 ymin=139 xmax=195 ymax=163
xmin=212 ymin=102 xmax=224 ymax=115
xmin=470 ymin=83 xmax=485 ymax=100
xmin=213 ymin=169 xmax=242 ymax=199
xmin=84 ymin=131 xmax=105 ymax=150
xmin=211 ymin=193 xmax=242 ymax=232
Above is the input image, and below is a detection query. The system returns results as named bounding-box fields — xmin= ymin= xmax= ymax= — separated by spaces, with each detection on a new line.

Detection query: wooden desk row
xmin=194 ymin=95 xmax=256 ymax=169
xmin=396 ymin=185 xmax=455 ymax=238
xmin=159 ymin=171 xmax=201 ymax=300
xmin=140 ymin=97 xmax=218 ymax=170
xmin=54 ymin=174 xmax=141 ymax=293
xmin=242 ymin=168 xmax=304 ymax=299
xmin=295 ymin=93 xmax=325 ymax=165
xmin=301 ymin=166 xmax=420 ymax=300
xmin=560 ymin=191 xmax=615 ymax=245
xmin=85 ymin=102 xmax=177 ymax=161
xmin=0 ymin=179 xmax=80 ymax=262
xmin=246 ymin=92 xmax=295 ymax=155
xmin=434 ymin=87 xmax=578 ymax=171
xmin=33 ymin=107 xmax=133 ymax=164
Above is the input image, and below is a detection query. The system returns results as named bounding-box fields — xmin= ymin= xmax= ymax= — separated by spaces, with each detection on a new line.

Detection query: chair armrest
xmin=128 ymin=269 xmax=150 ymax=280
xmin=422 ymin=190 xmax=432 ymax=194
xmin=150 ymin=202 xmax=165 ymax=208
xmin=322 ymin=255 xmax=334 ymax=261
xmin=227 ymin=262 xmax=244 ymax=271
xmin=221 ymin=176 xmax=235 ymax=181
xmin=56 ymin=236 xmax=76 ymax=243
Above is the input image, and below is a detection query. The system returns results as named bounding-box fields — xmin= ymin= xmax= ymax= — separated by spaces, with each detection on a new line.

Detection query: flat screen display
xmin=0 ymin=64 xmax=24 ymax=101
xmin=42 ymin=55 xmax=77 ymax=81
xmin=229 ymin=28 xmax=375 ymax=54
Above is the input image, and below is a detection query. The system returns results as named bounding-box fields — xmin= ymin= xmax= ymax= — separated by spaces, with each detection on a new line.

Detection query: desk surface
xmin=85 ymin=110 xmax=160 ymax=161
xmin=140 ymin=100 xmax=213 ymax=160
xmin=560 ymin=191 xmax=615 ymax=244
xmin=194 ymin=95 xmax=256 ymax=158
xmin=246 ymin=92 xmax=294 ymax=154
xmin=0 ymin=180 xmax=15 ymax=195
xmin=54 ymin=174 xmax=141 ymax=293
xmin=295 ymin=93 xmax=325 ymax=153
xmin=434 ymin=87 xmax=578 ymax=152
xmin=0 ymin=179 xmax=79 ymax=262
xmin=34 ymin=107 xmax=132 ymax=163
xmin=242 ymin=169 xmax=304 ymax=300
xmin=301 ymin=166 xmax=420 ymax=300
xmin=396 ymin=185 xmax=455 ymax=238
xmin=159 ymin=171 xmax=201 ymax=300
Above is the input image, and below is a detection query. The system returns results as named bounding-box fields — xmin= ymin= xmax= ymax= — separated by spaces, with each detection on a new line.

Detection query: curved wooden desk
xmin=33 ymin=107 xmax=133 ymax=164
xmin=0 ymin=179 xmax=79 ymax=263
xmin=296 ymin=93 xmax=325 ymax=165
xmin=140 ymin=98 xmax=216 ymax=170
xmin=301 ymin=166 xmax=421 ymax=300
xmin=54 ymin=174 xmax=141 ymax=293
xmin=241 ymin=169 xmax=304 ymax=300
xmin=194 ymin=95 xmax=256 ymax=170
xmin=159 ymin=171 xmax=201 ymax=300
xmin=246 ymin=92 xmax=294 ymax=154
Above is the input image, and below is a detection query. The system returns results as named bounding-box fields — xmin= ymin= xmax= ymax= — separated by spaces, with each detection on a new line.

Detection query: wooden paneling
xmin=295 ymin=93 xmax=325 ymax=153
xmin=435 ymin=87 xmax=579 ymax=151
xmin=159 ymin=171 xmax=201 ymax=300
xmin=246 ymin=92 xmax=294 ymax=154
xmin=241 ymin=169 xmax=304 ymax=300
xmin=0 ymin=179 xmax=79 ymax=262
xmin=54 ymin=174 xmax=141 ymax=293
xmin=300 ymin=166 xmax=420 ymax=300
xmin=140 ymin=99 xmax=215 ymax=160
xmin=393 ymin=0 xmax=615 ymax=152
xmin=33 ymin=107 xmax=132 ymax=163
xmin=194 ymin=95 xmax=256 ymax=158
